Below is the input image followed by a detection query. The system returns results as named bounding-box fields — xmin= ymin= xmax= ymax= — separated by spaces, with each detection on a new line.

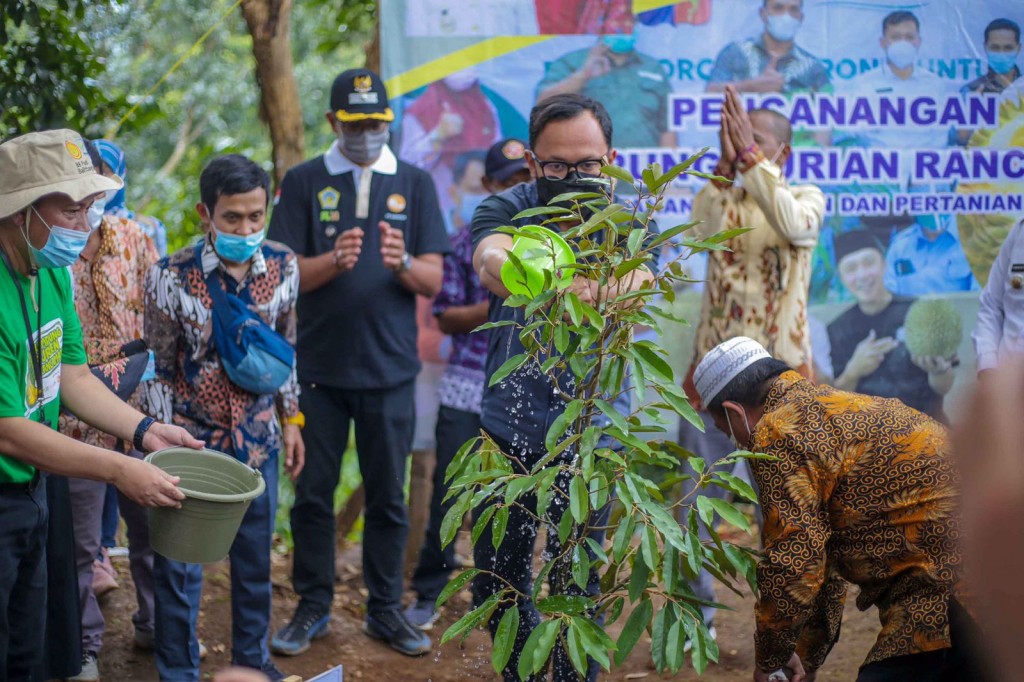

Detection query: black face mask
xmin=535 ymin=174 xmax=603 ymax=212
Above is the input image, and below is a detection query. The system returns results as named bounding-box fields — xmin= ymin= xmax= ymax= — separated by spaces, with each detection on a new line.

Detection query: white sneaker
xmin=69 ymin=651 xmax=100 ymax=681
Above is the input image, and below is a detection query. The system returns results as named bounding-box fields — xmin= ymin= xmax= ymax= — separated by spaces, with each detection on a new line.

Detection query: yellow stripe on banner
xmin=632 ymin=0 xmax=684 ymax=13
xmin=385 ymin=36 xmax=552 ymax=99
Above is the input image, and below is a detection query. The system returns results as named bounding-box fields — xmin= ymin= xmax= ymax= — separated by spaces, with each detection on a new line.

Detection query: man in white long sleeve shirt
xmin=677 ymin=85 xmax=825 ymax=644
xmin=973 ymin=218 xmax=1024 ymax=377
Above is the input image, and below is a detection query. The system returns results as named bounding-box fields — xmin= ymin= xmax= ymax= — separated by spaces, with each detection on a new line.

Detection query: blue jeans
xmin=153 ymin=455 xmax=278 ymax=681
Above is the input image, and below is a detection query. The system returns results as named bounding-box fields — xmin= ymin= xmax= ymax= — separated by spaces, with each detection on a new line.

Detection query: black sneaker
xmin=258 ymin=659 xmax=287 ymax=682
xmin=270 ymin=602 xmax=331 ymax=656
xmin=364 ymin=608 xmax=432 ymax=656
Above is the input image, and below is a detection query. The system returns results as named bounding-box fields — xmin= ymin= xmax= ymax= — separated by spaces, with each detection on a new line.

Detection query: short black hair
xmin=985 ymin=18 xmax=1021 ymax=44
xmin=199 ymin=154 xmax=271 ymax=211
xmin=707 ymin=357 xmax=790 ymax=413
xmin=882 ymin=10 xmax=919 ymax=34
xmin=528 ymin=94 xmax=613 ymax=151
xmin=452 ymin=150 xmax=487 ymax=186
xmin=749 ymin=108 xmax=793 ymax=145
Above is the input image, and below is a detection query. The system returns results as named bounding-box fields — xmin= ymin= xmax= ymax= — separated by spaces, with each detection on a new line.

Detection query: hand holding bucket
xmin=499 ymin=225 xmax=576 ymax=297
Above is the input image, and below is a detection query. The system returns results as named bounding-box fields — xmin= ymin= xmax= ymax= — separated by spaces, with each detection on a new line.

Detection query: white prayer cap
xmin=693 ymin=337 xmax=773 ymax=407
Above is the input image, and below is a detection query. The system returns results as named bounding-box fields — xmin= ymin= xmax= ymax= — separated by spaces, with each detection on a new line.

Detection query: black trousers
xmin=471 ymin=432 xmax=606 ymax=682
xmin=0 ymin=479 xmax=48 ymax=682
xmin=38 ymin=474 xmax=82 ymax=681
xmin=857 ymin=599 xmax=991 ymax=682
xmin=411 ymin=405 xmax=480 ymax=603
xmin=291 ymin=380 xmax=415 ymax=613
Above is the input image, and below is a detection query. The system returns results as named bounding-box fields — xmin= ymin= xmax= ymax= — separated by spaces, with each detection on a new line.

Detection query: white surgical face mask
xmin=765 ymin=13 xmax=801 ymax=42
xmin=886 ymin=40 xmax=918 ymax=69
xmin=87 ymin=197 xmax=107 ymax=231
xmin=443 ymin=71 xmax=479 ymax=92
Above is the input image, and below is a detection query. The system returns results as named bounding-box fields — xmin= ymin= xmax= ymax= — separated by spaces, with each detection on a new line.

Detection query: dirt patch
xmin=98 ymin=533 xmax=879 ymax=681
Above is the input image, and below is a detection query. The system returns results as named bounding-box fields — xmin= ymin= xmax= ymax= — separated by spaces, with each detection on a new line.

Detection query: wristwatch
xmin=396 ymin=251 xmax=412 ymax=273
xmin=133 ymin=416 xmax=156 ymax=452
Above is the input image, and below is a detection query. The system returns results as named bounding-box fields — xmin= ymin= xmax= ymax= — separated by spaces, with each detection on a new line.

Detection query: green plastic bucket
xmin=145 ymin=447 xmax=266 ymax=564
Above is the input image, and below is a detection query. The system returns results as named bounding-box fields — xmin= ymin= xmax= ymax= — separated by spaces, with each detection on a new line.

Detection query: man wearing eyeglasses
xmin=268 ymin=68 xmax=450 ymax=658
xmin=470 ymin=93 xmax=657 ymax=682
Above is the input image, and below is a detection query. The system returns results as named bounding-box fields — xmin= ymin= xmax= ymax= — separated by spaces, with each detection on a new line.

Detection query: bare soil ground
xmin=98 ymin=529 xmax=878 ymax=681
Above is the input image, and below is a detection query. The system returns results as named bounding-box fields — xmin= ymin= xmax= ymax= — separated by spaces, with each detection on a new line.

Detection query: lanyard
xmin=1 ymin=251 xmax=44 ymax=414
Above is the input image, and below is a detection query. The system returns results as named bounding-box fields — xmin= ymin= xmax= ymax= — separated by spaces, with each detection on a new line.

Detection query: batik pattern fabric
xmin=143 ymin=237 xmax=300 ymax=467
xmin=749 ymin=371 xmax=962 ymax=672
xmin=58 ymin=215 xmax=158 ymax=450
xmin=435 ymin=224 xmax=489 ymax=414
xmin=686 ymin=159 xmax=825 ymax=407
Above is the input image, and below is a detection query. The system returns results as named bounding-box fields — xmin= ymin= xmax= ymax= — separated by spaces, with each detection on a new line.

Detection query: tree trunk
xmin=365 ymin=5 xmax=380 ymax=72
xmin=240 ymin=0 xmax=305 ymax=184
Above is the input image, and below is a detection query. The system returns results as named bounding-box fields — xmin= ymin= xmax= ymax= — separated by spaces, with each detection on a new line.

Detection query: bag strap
xmin=195 ymin=242 xmax=232 ymax=312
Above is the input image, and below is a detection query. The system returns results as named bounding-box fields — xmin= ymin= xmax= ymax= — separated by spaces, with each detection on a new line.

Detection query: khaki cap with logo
xmin=0 ymin=129 xmax=123 ymax=219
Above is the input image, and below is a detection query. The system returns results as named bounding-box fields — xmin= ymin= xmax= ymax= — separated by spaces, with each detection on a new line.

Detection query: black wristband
xmin=133 ymin=416 xmax=156 ymax=452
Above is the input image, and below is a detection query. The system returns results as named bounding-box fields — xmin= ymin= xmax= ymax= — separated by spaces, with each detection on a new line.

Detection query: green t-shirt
xmin=0 ymin=265 xmax=86 ymax=483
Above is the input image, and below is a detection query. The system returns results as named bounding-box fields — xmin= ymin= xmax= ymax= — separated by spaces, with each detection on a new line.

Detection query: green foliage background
xmin=1 ymin=0 xmax=376 ymax=251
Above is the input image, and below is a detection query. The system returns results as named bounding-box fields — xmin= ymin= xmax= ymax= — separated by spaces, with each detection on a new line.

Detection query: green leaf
xmin=614 ymin=598 xmax=653 ymax=666
xmin=648 ymin=220 xmax=700 ymax=249
xmin=536 ymin=594 xmax=594 ymax=615
xmin=492 ymin=505 xmax=510 ymax=550
xmin=569 ymin=476 xmax=589 ymax=524
xmin=492 ymin=606 xmax=520 ymax=674
xmin=665 ymin=618 xmax=684 ymax=672
xmin=628 ymin=553 xmax=650 ymax=602
xmin=641 ymin=525 xmax=660 ymax=573
xmin=601 ymin=162 xmax=635 ymax=185
xmin=440 ymin=590 xmax=499 ymax=644
xmin=440 ymin=493 xmax=470 ymax=549
xmin=488 ymin=352 xmax=529 ymax=387
xmin=554 ymin=322 xmax=570 ymax=354
xmin=575 ymin=617 xmax=615 ymax=670
xmin=643 ymin=502 xmax=686 ymax=553
xmin=435 ymin=567 xmax=482 ymax=608
xmin=512 ymin=204 xmax=574 ymax=219
xmin=651 ymin=147 xmax=709 ymax=190
xmin=626 ymin=227 xmax=645 ymax=257
xmin=471 ymin=504 xmax=496 ymax=546
xmin=503 ymin=476 xmax=534 ymax=505
xmin=534 ymin=468 xmax=560 ymax=519
xmin=714 ymin=471 xmax=759 ymax=503
xmin=572 ymin=543 xmax=590 ymax=590
xmin=543 ymin=399 xmax=584 ymax=454
xmin=650 ymin=602 xmax=670 ymax=671
xmin=632 ymin=343 xmax=673 ymax=382
xmin=566 ymin=621 xmax=589 ymax=678
xmin=708 ymin=498 xmax=752 ymax=532
xmin=696 ymin=495 xmax=716 ymax=527
xmin=565 ymin=292 xmax=583 ymax=326
xmin=473 ymin=319 xmax=518 ymax=332
xmin=518 ymin=619 xmax=559 ymax=679
xmin=612 ymin=511 xmax=635 ymax=563
xmin=664 ymin=544 xmax=680 ymax=594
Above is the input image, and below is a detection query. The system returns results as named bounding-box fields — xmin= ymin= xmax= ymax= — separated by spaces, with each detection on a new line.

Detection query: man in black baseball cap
xmin=269 ymin=67 xmax=449 ymax=658
xmin=330 ymin=67 xmax=395 ymax=123
xmin=482 ymin=137 xmax=531 ymax=193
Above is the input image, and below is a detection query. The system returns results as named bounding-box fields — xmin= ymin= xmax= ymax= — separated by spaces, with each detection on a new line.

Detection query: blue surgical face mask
xmin=212 ymin=227 xmax=264 ymax=263
xmin=26 ymin=206 xmax=90 ymax=269
xmin=458 ymin=192 xmax=488 ymax=226
xmin=602 ymin=34 xmax=636 ymax=54
xmin=765 ymin=13 xmax=801 ymax=42
xmin=988 ymin=50 xmax=1019 ymax=75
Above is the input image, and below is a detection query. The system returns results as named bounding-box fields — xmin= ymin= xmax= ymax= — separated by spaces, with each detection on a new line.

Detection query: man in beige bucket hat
xmin=0 ymin=129 xmax=203 ymax=679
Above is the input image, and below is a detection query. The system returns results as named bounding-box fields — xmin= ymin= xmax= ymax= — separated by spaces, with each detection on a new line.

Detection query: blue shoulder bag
xmin=197 ymin=245 xmax=295 ymax=395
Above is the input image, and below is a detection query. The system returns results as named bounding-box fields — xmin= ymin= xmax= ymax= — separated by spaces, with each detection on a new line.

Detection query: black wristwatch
xmin=133 ymin=416 xmax=156 ymax=452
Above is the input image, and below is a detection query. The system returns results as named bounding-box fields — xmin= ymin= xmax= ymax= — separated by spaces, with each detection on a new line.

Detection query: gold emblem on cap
xmin=1012 ymin=275 xmax=1023 ymax=290
xmin=502 ymin=140 xmax=525 ymax=160
xmin=386 ymin=193 xmax=406 ymax=213
xmin=353 ymin=75 xmax=373 ymax=93
xmin=65 ymin=140 xmax=83 ymax=160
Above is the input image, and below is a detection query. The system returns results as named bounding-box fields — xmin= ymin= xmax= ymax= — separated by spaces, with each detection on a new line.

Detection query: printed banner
xmin=383 ymin=0 xmax=1024 ymax=414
